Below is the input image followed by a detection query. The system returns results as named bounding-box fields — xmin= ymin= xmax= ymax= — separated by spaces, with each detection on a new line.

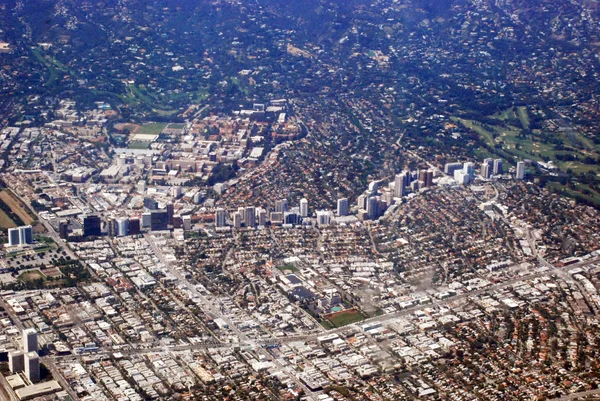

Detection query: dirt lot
xmin=0 ymin=190 xmax=34 ymax=224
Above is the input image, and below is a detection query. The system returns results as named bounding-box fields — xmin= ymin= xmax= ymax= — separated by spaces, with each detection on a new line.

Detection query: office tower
xmin=58 ymin=220 xmax=69 ymax=240
xmin=484 ymin=158 xmax=494 ymax=168
xmin=150 ymin=210 xmax=169 ymax=231
xmin=300 ymin=198 xmax=308 ymax=218
xmin=171 ymin=186 xmax=182 ymax=199
xmin=23 ymin=328 xmax=38 ymax=353
xmin=368 ymin=181 xmax=380 ymax=195
xmin=107 ymin=219 xmax=117 ymax=237
xmin=454 ymin=170 xmax=469 ymax=185
xmin=403 ymin=170 xmax=412 ymax=187
xmin=516 ymin=161 xmax=525 ymax=180
xmin=284 ymin=211 xmax=300 ymax=225
xmin=337 ymin=198 xmax=349 ymax=217
xmin=24 ymin=352 xmax=40 ymax=383
xmin=143 ymin=198 xmax=159 ymax=210
xmin=258 ymin=209 xmax=267 ymax=226
xmin=182 ymin=215 xmax=192 ymax=230
xmin=141 ymin=212 xmax=151 ymax=228
xmin=129 ymin=218 xmax=141 ymax=235
xmin=357 ymin=195 xmax=367 ymax=210
xmin=275 ymin=199 xmax=288 ymax=214
xmin=245 ymin=206 xmax=256 ymax=228
xmin=493 ymin=159 xmax=503 ymax=175
xmin=316 ymin=211 xmax=332 ymax=227
xmin=444 ymin=162 xmax=463 ymax=175
xmin=394 ymin=174 xmax=404 ymax=198
xmin=367 ymin=196 xmax=379 ymax=220
xmin=418 ymin=170 xmax=427 ymax=184
xmin=425 ymin=170 xmax=434 ymax=187
xmin=270 ymin=212 xmax=283 ymax=224
xmin=8 ymin=227 xmax=20 ymax=246
xmin=215 ymin=208 xmax=227 ymax=228
xmin=463 ymin=162 xmax=475 ymax=179
xmin=232 ymin=212 xmax=242 ymax=228
xmin=116 ymin=218 xmax=129 ymax=237
xmin=11 ymin=225 xmax=34 ymax=245
xmin=166 ymin=203 xmax=174 ymax=226
xmin=136 ymin=180 xmax=146 ymax=194
xmin=481 ymin=163 xmax=491 ymax=179
xmin=193 ymin=192 xmax=203 ymax=204
xmin=382 ymin=190 xmax=393 ymax=207
xmin=83 ymin=215 xmax=102 ymax=237
xmin=9 ymin=350 xmax=24 ymax=373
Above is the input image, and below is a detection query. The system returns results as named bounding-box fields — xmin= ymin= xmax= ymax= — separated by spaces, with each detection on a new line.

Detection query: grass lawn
xmin=137 ymin=123 xmax=168 ymax=135
xmin=128 ymin=141 xmax=150 ymax=149
xmin=277 ymin=263 xmax=298 ymax=272
xmin=517 ymin=106 xmax=530 ymax=130
xmin=325 ymin=309 xmax=365 ymax=328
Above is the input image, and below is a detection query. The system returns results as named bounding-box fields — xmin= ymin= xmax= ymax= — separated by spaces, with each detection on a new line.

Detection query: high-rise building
xmin=368 ymin=181 xmax=380 ymax=195
xmin=129 ymin=218 xmax=141 ymax=235
xmin=481 ymin=163 xmax=491 ymax=179
xmin=270 ymin=212 xmax=283 ymax=224
xmin=444 ymin=162 xmax=463 ymax=176
xmin=10 ymin=225 xmax=35 ymax=246
xmin=299 ymin=198 xmax=308 ymax=218
xmin=107 ymin=219 xmax=117 ymax=237
xmin=182 ymin=215 xmax=192 ymax=231
xmin=24 ymin=351 xmax=40 ymax=383
xmin=141 ymin=212 xmax=151 ymax=228
xmin=337 ymin=198 xmax=349 ymax=217
xmin=493 ymin=159 xmax=503 ymax=175
xmin=425 ymin=170 xmax=434 ymax=187
xmin=116 ymin=218 xmax=129 ymax=237
xmin=258 ymin=209 xmax=267 ymax=226
xmin=357 ymin=195 xmax=367 ymax=210
xmin=463 ymin=162 xmax=475 ymax=179
xmin=245 ymin=206 xmax=256 ymax=228
xmin=215 ymin=208 xmax=227 ymax=228
xmin=316 ymin=211 xmax=332 ymax=227
xmin=9 ymin=351 xmax=24 ymax=373
xmin=275 ymin=199 xmax=288 ymax=214
xmin=367 ymin=196 xmax=379 ymax=220
xmin=150 ymin=210 xmax=169 ymax=231
xmin=394 ymin=174 xmax=406 ymax=197
xmin=284 ymin=211 xmax=301 ymax=225
xmin=83 ymin=215 xmax=102 ymax=237
xmin=166 ymin=203 xmax=174 ymax=226
xmin=58 ymin=220 xmax=69 ymax=240
xmin=232 ymin=212 xmax=242 ymax=228
xmin=8 ymin=227 xmax=20 ymax=246
xmin=171 ymin=186 xmax=182 ymax=199
xmin=516 ymin=161 xmax=525 ymax=180
xmin=23 ymin=328 xmax=38 ymax=353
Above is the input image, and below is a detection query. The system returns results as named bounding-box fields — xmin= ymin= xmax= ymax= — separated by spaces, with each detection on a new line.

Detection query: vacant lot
xmin=0 ymin=209 xmax=16 ymax=229
xmin=0 ymin=190 xmax=34 ymax=224
xmin=18 ymin=269 xmax=45 ymax=282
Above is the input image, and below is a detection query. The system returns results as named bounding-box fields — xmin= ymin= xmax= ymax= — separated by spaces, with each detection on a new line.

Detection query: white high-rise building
xmin=116 ymin=218 xmax=129 ymax=237
xmin=8 ymin=228 xmax=20 ymax=246
xmin=394 ymin=174 xmax=406 ymax=198
xmin=493 ymin=159 xmax=503 ymax=175
xmin=215 ymin=208 xmax=227 ymax=228
xmin=516 ymin=161 xmax=525 ymax=180
xmin=337 ymin=198 xmax=349 ymax=217
xmin=299 ymin=198 xmax=308 ymax=218
xmin=23 ymin=328 xmax=38 ymax=353
xmin=316 ymin=211 xmax=332 ymax=227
